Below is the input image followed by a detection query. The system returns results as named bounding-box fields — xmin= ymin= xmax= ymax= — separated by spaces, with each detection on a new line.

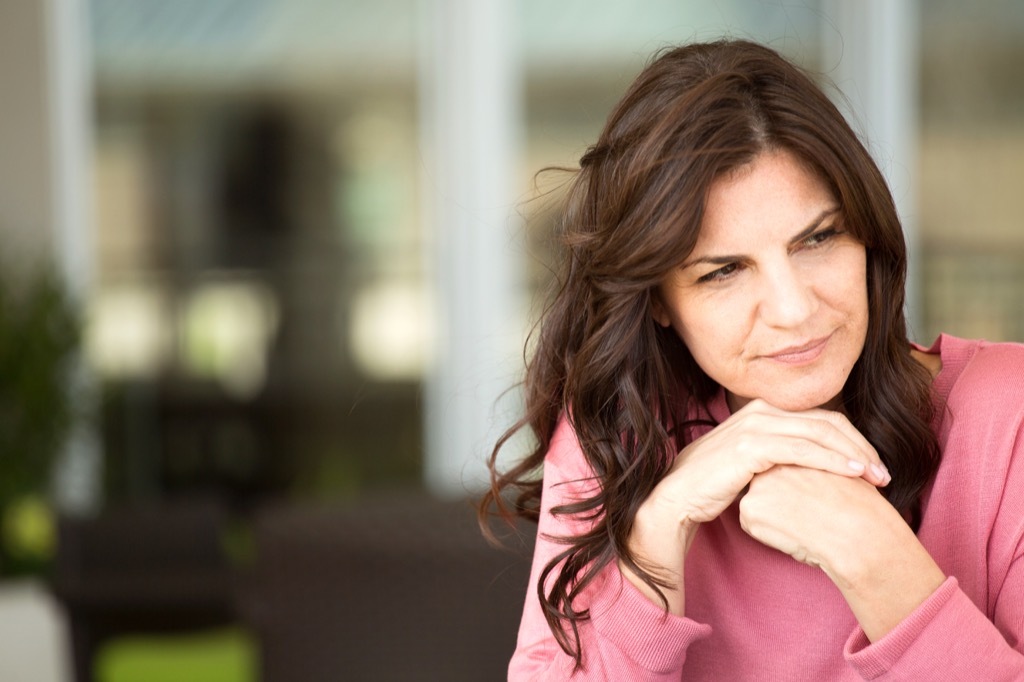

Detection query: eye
xmin=801 ymin=227 xmax=840 ymax=249
xmin=697 ymin=262 xmax=741 ymax=283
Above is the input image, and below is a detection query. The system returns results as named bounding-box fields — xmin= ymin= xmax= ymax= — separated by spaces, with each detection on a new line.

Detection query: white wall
xmin=0 ymin=0 xmax=100 ymax=514
xmin=0 ymin=1 xmax=56 ymax=274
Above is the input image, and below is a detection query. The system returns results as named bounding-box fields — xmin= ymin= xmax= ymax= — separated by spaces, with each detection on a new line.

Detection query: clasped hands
xmin=623 ymin=399 xmax=924 ymax=620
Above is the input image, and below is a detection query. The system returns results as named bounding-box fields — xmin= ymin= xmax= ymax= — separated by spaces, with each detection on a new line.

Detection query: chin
xmin=777 ymin=387 xmax=845 ymax=412
xmin=743 ymin=381 xmax=844 ymax=413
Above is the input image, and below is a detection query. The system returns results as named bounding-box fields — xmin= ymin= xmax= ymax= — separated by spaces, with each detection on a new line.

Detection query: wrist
xmin=635 ymin=492 xmax=700 ymax=554
xmin=620 ymin=500 xmax=695 ymax=616
xmin=820 ymin=509 xmax=946 ymax=642
xmin=618 ymin=555 xmax=686 ymax=616
xmin=817 ymin=503 xmax=915 ymax=589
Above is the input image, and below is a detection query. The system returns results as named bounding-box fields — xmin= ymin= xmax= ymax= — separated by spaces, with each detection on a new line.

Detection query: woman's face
xmin=653 ymin=149 xmax=869 ymax=412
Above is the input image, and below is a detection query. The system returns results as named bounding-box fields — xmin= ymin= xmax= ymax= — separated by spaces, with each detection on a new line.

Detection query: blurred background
xmin=0 ymin=0 xmax=1022 ymax=680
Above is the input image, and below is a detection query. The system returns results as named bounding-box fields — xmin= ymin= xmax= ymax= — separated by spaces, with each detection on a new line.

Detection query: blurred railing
xmin=920 ymin=244 xmax=1024 ymax=344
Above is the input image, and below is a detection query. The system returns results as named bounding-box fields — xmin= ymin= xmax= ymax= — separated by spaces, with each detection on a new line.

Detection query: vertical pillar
xmin=47 ymin=0 xmax=95 ymax=301
xmin=419 ymin=0 xmax=524 ymax=497
xmin=47 ymin=0 xmax=101 ymax=515
xmin=821 ymin=0 xmax=922 ymax=338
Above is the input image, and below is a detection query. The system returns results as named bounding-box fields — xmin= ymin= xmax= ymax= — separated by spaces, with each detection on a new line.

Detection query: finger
xmin=796 ymin=408 xmax=891 ymax=486
xmin=789 ymin=417 xmax=888 ymax=485
xmin=730 ymin=430 xmax=882 ymax=485
xmin=737 ymin=401 xmax=890 ymax=486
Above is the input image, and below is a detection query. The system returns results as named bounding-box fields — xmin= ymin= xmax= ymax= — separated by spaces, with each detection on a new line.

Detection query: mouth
xmin=764 ymin=333 xmax=833 ymax=365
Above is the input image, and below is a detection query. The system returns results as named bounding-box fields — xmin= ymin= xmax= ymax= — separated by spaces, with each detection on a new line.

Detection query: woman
xmin=481 ymin=39 xmax=1024 ymax=679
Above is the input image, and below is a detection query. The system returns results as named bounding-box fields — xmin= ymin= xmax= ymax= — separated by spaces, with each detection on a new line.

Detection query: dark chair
xmin=242 ymin=492 xmax=535 ymax=682
xmin=52 ymin=496 xmax=238 ymax=682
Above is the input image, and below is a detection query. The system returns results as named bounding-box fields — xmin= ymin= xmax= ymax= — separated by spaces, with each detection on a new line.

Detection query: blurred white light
xmin=349 ymin=281 xmax=434 ymax=381
xmin=86 ymin=285 xmax=170 ymax=378
xmin=181 ymin=279 xmax=279 ymax=398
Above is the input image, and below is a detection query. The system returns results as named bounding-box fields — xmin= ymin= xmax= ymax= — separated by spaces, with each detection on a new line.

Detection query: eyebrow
xmin=681 ymin=206 xmax=842 ymax=269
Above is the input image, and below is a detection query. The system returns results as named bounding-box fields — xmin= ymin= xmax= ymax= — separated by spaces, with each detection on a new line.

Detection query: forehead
xmin=696 ymin=149 xmax=836 ymax=247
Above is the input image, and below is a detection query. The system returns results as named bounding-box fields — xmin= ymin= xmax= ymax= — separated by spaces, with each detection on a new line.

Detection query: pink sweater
xmin=510 ymin=334 xmax=1024 ymax=680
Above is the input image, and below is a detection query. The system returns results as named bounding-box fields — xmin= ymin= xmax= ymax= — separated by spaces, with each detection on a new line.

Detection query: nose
xmin=757 ymin=261 xmax=817 ymax=328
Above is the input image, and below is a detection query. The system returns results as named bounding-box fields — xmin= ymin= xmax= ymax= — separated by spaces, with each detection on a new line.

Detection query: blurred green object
xmin=0 ymin=267 xmax=81 ymax=575
xmin=94 ymin=627 xmax=257 ymax=682
xmin=2 ymin=494 xmax=56 ymax=560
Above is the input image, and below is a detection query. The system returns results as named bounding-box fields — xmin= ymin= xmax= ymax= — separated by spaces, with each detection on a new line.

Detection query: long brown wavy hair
xmin=479 ymin=39 xmax=940 ymax=667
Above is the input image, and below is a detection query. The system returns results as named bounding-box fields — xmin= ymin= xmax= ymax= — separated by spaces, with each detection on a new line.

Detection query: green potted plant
xmin=0 ymin=266 xmax=80 ymax=576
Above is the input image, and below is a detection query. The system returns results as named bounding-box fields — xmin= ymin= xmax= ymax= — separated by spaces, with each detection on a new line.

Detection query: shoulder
xmin=929 ymin=336 xmax=1024 ymax=510
xmin=539 ymin=415 xmax=602 ymax=531
xmin=936 ymin=334 xmax=1024 ymax=410
xmin=932 ymin=336 xmax=1024 ymax=484
xmin=961 ymin=337 xmax=1024 ymax=376
xmin=543 ymin=415 xmax=598 ymax=489
xmin=546 ymin=415 xmax=585 ymax=468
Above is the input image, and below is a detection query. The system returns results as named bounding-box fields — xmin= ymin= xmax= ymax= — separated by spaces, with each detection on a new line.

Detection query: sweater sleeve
xmin=844 ymin=399 xmax=1024 ymax=681
xmin=508 ymin=418 xmax=712 ymax=680
xmin=843 ymin=575 xmax=1024 ymax=680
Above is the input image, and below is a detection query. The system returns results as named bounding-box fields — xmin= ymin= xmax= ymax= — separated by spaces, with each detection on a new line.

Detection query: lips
xmin=764 ymin=333 xmax=833 ymax=365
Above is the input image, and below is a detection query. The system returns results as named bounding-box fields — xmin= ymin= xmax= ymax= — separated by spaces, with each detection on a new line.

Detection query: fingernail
xmin=847 ymin=460 xmax=866 ymax=473
xmin=871 ymin=463 xmax=890 ymax=483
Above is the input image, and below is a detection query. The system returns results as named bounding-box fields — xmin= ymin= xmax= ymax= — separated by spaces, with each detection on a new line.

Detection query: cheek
xmin=811 ymin=247 xmax=868 ymax=314
xmin=841 ymin=256 xmax=870 ymax=322
xmin=840 ymin=246 xmax=868 ymax=295
xmin=672 ymin=301 xmax=743 ymax=371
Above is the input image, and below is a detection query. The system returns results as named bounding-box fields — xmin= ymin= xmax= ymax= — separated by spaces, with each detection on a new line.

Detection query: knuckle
xmin=808 ymin=418 xmax=834 ymax=440
xmin=740 ymin=398 xmax=776 ymax=419
xmin=744 ymin=397 xmax=767 ymax=412
xmin=738 ymin=491 xmax=756 ymax=517
xmin=734 ymin=432 xmax=756 ymax=457
xmin=827 ymin=410 xmax=853 ymax=428
xmin=788 ymin=438 xmax=814 ymax=462
xmin=739 ymin=411 xmax=774 ymax=437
